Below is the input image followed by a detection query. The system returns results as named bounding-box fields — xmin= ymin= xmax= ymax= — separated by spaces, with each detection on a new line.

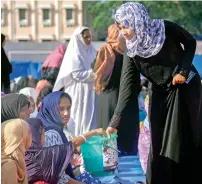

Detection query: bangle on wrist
xmin=179 ymin=69 xmax=188 ymax=78
xmin=80 ymin=135 xmax=86 ymax=142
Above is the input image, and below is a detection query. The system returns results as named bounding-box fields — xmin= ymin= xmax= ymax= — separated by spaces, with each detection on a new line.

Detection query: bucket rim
xmin=84 ymin=134 xmax=118 ymax=145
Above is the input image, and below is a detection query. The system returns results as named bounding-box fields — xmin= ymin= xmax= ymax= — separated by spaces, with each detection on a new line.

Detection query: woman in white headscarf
xmin=53 ymin=27 xmax=97 ymax=136
xmin=19 ymin=87 xmax=38 ymax=118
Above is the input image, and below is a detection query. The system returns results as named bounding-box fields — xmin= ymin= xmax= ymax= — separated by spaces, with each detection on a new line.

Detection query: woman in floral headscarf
xmin=106 ymin=2 xmax=202 ymax=184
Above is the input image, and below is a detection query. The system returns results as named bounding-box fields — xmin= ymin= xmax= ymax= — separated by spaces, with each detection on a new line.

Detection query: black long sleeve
xmin=165 ymin=20 xmax=196 ymax=73
xmin=1 ymin=48 xmax=12 ymax=74
xmin=109 ymin=52 xmax=140 ymax=129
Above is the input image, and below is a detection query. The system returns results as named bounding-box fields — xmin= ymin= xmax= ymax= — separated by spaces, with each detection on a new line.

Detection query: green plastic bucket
xmin=81 ymin=134 xmax=119 ymax=177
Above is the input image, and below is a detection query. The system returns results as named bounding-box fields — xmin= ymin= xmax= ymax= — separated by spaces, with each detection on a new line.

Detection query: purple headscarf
xmin=25 ymin=117 xmax=74 ymax=184
xmin=26 ymin=118 xmax=44 ymax=148
xmin=36 ymin=91 xmax=75 ymax=179
xmin=115 ymin=2 xmax=165 ymax=58
xmin=37 ymin=91 xmax=65 ymax=130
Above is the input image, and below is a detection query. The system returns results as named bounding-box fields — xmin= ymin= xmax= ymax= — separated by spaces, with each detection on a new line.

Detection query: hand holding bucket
xmin=106 ymin=127 xmax=118 ymax=138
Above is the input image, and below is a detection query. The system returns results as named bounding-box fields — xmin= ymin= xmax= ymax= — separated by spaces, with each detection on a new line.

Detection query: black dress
xmin=109 ymin=20 xmax=202 ymax=184
xmin=98 ymin=50 xmax=140 ymax=154
xmin=1 ymin=47 xmax=12 ymax=93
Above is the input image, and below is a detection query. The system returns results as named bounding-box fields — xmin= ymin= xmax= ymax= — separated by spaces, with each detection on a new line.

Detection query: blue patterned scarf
xmin=115 ymin=2 xmax=165 ymax=58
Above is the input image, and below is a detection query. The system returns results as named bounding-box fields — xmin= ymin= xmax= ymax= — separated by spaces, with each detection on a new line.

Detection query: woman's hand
xmin=89 ymin=72 xmax=97 ymax=81
xmin=106 ymin=127 xmax=118 ymax=138
xmin=172 ymin=74 xmax=186 ymax=85
xmin=94 ymin=128 xmax=106 ymax=135
xmin=72 ymin=128 xmax=106 ymax=148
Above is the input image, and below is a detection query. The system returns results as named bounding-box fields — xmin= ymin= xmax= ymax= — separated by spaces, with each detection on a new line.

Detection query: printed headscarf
xmin=115 ymin=2 xmax=165 ymax=58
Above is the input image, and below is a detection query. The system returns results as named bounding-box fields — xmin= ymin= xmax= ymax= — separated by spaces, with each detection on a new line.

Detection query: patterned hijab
xmin=94 ymin=24 xmax=125 ymax=94
xmin=115 ymin=2 xmax=165 ymax=58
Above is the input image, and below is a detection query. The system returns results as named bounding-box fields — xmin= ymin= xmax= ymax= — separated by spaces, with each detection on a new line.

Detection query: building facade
xmin=1 ymin=0 xmax=84 ymax=42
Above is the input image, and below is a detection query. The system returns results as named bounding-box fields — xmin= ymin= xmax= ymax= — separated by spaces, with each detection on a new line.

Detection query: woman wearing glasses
xmin=54 ymin=27 xmax=98 ymax=136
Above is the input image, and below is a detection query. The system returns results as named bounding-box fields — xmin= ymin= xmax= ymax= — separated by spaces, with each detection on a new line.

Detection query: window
xmin=42 ymin=9 xmax=51 ymax=27
xmin=1 ymin=9 xmax=5 ymax=26
xmin=19 ymin=9 xmax=28 ymax=27
xmin=42 ymin=39 xmax=52 ymax=42
xmin=18 ymin=39 xmax=29 ymax=42
xmin=66 ymin=9 xmax=74 ymax=27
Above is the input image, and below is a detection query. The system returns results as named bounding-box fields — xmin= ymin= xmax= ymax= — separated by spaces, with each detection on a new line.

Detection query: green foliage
xmin=88 ymin=1 xmax=202 ymax=35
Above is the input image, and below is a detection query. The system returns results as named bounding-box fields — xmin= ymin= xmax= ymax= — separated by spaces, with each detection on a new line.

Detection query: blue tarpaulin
xmin=10 ymin=61 xmax=43 ymax=80
xmin=193 ymin=55 xmax=202 ymax=78
xmin=9 ymin=55 xmax=202 ymax=81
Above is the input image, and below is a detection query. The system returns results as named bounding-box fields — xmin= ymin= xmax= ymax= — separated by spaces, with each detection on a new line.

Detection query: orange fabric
xmin=94 ymin=24 xmax=125 ymax=94
xmin=1 ymin=119 xmax=31 ymax=184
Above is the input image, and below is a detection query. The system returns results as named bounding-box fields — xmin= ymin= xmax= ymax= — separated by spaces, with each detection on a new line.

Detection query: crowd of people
xmin=1 ymin=2 xmax=202 ymax=184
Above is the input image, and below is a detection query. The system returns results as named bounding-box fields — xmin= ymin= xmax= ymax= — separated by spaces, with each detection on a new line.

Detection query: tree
xmin=88 ymin=1 xmax=202 ymax=35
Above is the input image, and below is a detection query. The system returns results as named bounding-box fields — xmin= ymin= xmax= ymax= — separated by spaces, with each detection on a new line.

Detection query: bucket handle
xmin=102 ymin=142 xmax=121 ymax=153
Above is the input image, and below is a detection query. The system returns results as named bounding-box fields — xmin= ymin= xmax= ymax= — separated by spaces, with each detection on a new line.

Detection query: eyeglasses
xmin=83 ymin=35 xmax=91 ymax=39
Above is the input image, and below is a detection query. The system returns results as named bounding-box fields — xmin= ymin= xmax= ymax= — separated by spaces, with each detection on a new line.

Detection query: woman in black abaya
xmin=106 ymin=2 xmax=202 ymax=184
xmin=94 ymin=24 xmax=140 ymax=154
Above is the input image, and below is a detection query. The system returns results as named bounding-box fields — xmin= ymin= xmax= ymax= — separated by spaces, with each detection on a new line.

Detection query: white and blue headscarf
xmin=115 ymin=2 xmax=165 ymax=58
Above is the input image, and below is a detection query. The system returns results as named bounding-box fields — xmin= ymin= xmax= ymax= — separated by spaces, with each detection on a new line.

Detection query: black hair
xmin=60 ymin=92 xmax=72 ymax=105
xmin=42 ymin=68 xmax=60 ymax=86
xmin=36 ymin=85 xmax=53 ymax=106
xmin=28 ymin=78 xmax=39 ymax=88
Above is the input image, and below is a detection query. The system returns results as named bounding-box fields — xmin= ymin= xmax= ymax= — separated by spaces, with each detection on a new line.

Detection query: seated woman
xmin=1 ymin=93 xmax=31 ymax=122
xmin=19 ymin=87 xmax=38 ymax=118
xmin=11 ymin=76 xmax=38 ymax=93
xmin=25 ymin=118 xmax=79 ymax=184
xmin=37 ymin=91 xmax=103 ymax=184
xmin=1 ymin=119 xmax=32 ymax=184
